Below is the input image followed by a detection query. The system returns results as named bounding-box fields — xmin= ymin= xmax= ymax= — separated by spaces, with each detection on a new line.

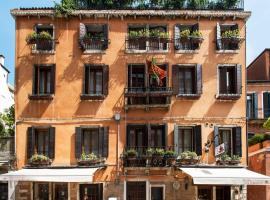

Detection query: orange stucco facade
xmin=12 ymin=8 xmax=250 ymax=200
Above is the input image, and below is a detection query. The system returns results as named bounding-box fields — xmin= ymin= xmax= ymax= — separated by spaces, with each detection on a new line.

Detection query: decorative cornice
xmin=10 ymin=9 xmax=251 ymax=20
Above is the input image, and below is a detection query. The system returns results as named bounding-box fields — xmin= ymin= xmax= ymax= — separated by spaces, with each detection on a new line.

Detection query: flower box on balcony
xmin=216 ymin=154 xmax=241 ymax=166
xmin=28 ymin=154 xmax=52 ymax=167
xmin=77 ymin=153 xmax=105 ymax=166
xmin=177 ymin=151 xmax=200 ymax=165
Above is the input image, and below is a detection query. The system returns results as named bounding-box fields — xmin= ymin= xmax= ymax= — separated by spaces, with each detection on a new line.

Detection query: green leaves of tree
xmin=0 ymin=105 xmax=15 ymax=137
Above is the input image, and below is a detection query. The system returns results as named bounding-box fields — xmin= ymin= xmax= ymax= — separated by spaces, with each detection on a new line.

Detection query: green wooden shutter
xmin=174 ymin=124 xmax=179 ymax=155
xmin=27 ymin=127 xmax=35 ymax=159
xmin=236 ymin=64 xmax=242 ymax=95
xmin=172 ymin=65 xmax=179 ymax=95
xmin=254 ymin=93 xmax=258 ymax=119
xmin=232 ymin=127 xmax=242 ymax=157
xmin=216 ymin=23 xmax=222 ymax=50
xmin=174 ymin=25 xmax=181 ymax=50
xmin=196 ymin=64 xmax=202 ymax=95
xmin=32 ymin=65 xmax=38 ymax=95
xmin=164 ymin=124 xmax=168 ymax=147
xmin=75 ymin=127 xmax=82 ymax=159
xmin=48 ymin=127 xmax=55 ymax=159
xmin=103 ymin=24 xmax=109 ymax=50
xmin=50 ymin=64 xmax=56 ymax=94
xmin=102 ymin=127 xmax=109 ymax=158
xmin=148 ymin=124 xmax=152 ymax=147
xmin=263 ymin=92 xmax=270 ymax=118
xmin=193 ymin=125 xmax=202 ymax=156
xmin=214 ymin=126 xmax=219 ymax=157
xmin=103 ymin=65 xmax=109 ymax=96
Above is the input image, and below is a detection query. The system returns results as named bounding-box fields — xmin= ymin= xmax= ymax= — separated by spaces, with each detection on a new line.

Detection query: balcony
xmin=79 ymin=37 xmax=109 ymax=52
xmin=124 ymin=87 xmax=173 ymax=110
xmin=121 ymin=146 xmax=175 ymax=168
xmin=0 ymin=137 xmax=15 ymax=165
xmin=125 ymin=37 xmax=169 ymax=53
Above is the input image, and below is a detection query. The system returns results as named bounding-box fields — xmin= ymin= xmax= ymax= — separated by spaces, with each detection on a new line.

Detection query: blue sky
xmin=0 ymin=0 xmax=269 ymax=85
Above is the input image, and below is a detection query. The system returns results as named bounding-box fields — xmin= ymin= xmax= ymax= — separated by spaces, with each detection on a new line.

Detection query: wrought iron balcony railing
xmin=121 ymin=146 xmax=175 ymax=168
xmin=79 ymin=38 xmax=109 ymax=51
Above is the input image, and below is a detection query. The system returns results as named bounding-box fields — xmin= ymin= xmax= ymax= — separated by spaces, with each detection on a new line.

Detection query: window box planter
xmin=177 ymin=151 xmax=200 ymax=165
xmin=190 ymin=36 xmax=204 ymax=45
xmin=28 ymin=154 xmax=52 ymax=167
xmin=77 ymin=158 xmax=105 ymax=166
xmin=221 ymin=37 xmax=241 ymax=45
xmin=164 ymin=150 xmax=177 ymax=166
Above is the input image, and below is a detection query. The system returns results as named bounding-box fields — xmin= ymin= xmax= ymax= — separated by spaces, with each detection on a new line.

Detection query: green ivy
xmin=55 ymin=0 xmax=76 ymax=17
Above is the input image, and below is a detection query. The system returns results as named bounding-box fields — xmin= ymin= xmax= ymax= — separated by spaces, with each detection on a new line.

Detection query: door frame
xmin=149 ymin=184 xmax=165 ymax=200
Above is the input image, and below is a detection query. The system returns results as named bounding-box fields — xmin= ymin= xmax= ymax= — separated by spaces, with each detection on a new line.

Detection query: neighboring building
xmin=1 ymin=1 xmax=269 ymax=200
xmin=247 ymin=49 xmax=270 ymax=135
xmin=0 ymin=55 xmax=14 ymax=113
xmin=248 ymin=140 xmax=270 ymax=200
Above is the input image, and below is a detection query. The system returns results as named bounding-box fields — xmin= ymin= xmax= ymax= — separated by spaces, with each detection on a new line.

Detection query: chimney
xmin=0 ymin=55 xmax=5 ymax=66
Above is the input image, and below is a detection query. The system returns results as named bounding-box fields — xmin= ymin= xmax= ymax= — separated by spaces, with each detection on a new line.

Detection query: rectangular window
xmin=218 ymin=129 xmax=232 ymax=156
xmin=79 ymin=184 xmax=103 ymax=200
xmin=179 ymin=67 xmax=196 ymax=94
xmin=34 ymin=183 xmax=49 ymax=200
xmin=219 ymin=66 xmax=236 ymax=94
xmin=127 ymin=125 xmax=148 ymax=149
xmin=54 ymin=183 xmax=68 ymax=200
xmin=82 ymin=128 xmax=100 ymax=155
xmin=33 ymin=65 xmax=55 ymax=96
xmin=150 ymin=186 xmax=164 ymax=200
xmin=35 ymin=129 xmax=50 ymax=156
xmin=263 ymin=92 xmax=270 ymax=118
xmin=178 ymin=128 xmax=193 ymax=153
xmin=0 ymin=183 xmax=8 ymax=200
xmin=126 ymin=182 xmax=146 ymax=200
xmin=35 ymin=25 xmax=54 ymax=51
xmin=218 ymin=24 xmax=239 ymax=50
xmin=27 ymin=127 xmax=55 ymax=159
xmin=216 ymin=186 xmax=231 ymax=200
xmin=198 ymin=187 xmax=212 ymax=200
xmin=247 ymin=93 xmax=257 ymax=119
xmin=82 ymin=65 xmax=109 ymax=99
xmin=149 ymin=125 xmax=166 ymax=148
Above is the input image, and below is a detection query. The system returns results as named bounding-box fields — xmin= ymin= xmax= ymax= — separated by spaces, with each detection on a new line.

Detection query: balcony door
xmin=126 ymin=182 xmax=146 ymax=200
xmin=127 ymin=125 xmax=148 ymax=155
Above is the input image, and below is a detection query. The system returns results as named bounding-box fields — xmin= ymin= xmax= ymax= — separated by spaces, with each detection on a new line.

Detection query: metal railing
xmin=74 ymin=0 xmax=244 ymax=10
xmin=122 ymin=146 xmax=175 ymax=167
xmin=79 ymin=38 xmax=109 ymax=51
xmin=216 ymin=38 xmax=241 ymax=51
xmin=125 ymin=37 xmax=169 ymax=51
xmin=35 ymin=39 xmax=55 ymax=51
xmin=174 ymin=38 xmax=201 ymax=51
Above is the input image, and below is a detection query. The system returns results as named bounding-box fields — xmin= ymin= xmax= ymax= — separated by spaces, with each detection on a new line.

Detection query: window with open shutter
xmin=196 ymin=64 xmax=202 ymax=95
xmin=232 ymin=127 xmax=242 ymax=157
xmin=75 ymin=127 xmax=82 ymax=159
xmin=27 ymin=127 xmax=35 ymax=159
xmin=193 ymin=125 xmax=202 ymax=155
xmin=172 ymin=65 xmax=179 ymax=95
xmin=263 ymin=92 xmax=270 ymax=118
xmin=48 ymin=127 xmax=55 ymax=159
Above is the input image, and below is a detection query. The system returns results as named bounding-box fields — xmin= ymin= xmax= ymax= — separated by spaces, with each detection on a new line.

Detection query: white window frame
xmin=149 ymin=184 xmax=165 ymax=200
xmin=33 ymin=24 xmax=55 ymax=54
xmin=124 ymin=179 xmax=149 ymax=200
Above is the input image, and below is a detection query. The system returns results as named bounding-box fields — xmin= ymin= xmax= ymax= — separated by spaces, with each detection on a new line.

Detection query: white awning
xmin=180 ymin=167 xmax=270 ymax=185
xmin=0 ymin=168 xmax=100 ymax=182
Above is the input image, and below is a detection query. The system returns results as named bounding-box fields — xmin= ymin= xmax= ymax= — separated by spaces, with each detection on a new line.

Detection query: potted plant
xmin=180 ymin=29 xmax=191 ymax=43
xmin=77 ymin=152 xmax=104 ymax=166
xmin=164 ymin=150 xmax=176 ymax=166
xmin=26 ymin=32 xmax=38 ymax=44
xmin=125 ymin=149 xmax=138 ymax=160
xmin=216 ymin=154 xmax=231 ymax=165
xmin=29 ymin=154 xmax=52 ymax=167
xmin=145 ymin=148 xmax=155 ymax=166
xmin=152 ymin=148 xmax=165 ymax=166
xmin=178 ymin=151 xmax=200 ymax=165
xmin=221 ymin=29 xmax=241 ymax=44
xmin=190 ymin=30 xmax=203 ymax=44
xmin=230 ymin=155 xmax=241 ymax=165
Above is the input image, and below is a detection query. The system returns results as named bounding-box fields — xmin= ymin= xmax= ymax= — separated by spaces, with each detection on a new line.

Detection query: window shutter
xmin=103 ymin=65 xmax=109 ymax=96
xmin=254 ymin=93 xmax=258 ymax=119
xmin=214 ymin=126 xmax=219 ymax=155
xmin=148 ymin=124 xmax=152 ymax=147
xmin=218 ymin=66 xmax=227 ymax=95
xmin=174 ymin=25 xmax=181 ymax=50
xmin=84 ymin=65 xmax=90 ymax=94
xmin=192 ymin=23 xmax=199 ymax=32
xmin=27 ymin=127 xmax=35 ymax=159
xmin=79 ymin=23 xmax=86 ymax=39
xmin=196 ymin=64 xmax=202 ymax=95
xmin=216 ymin=23 xmax=222 ymax=50
xmin=236 ymin=64 xmax=242 ymax=95
xmin=48 ymin=127 xmax=55 ymax=159
xmin=98 ymin=183 xmax=103 ymax=200
xmin=193 ymin=125 xmax=202 ymax=156
xmin=263 ymin=92 xmax=269 ymax=118
xmin=101 ymin=127 xmax=109 ymax=158
xmin=174 ymin=124 xmax=179 ymax=155
xmin=75 ymin=127 xmax=82 ymax=159
xmin=172 ymin=65 xmax=179 ymax=95
xmin=232 ymin=127 xmax=242 ymax=157
xmin=164 ymin=124 xmax=168 ymax=147
xmin=50 ymin=65 xmax=56 ymax=94
xmin=103 ymin=24 xmax=109 ymax=50
xmin=32 ymin=65 xmax=38 ymax=95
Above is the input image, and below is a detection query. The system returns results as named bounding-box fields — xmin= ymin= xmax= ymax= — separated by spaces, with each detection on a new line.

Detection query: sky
xmin=0 ymin=0 xmax=270 ymax=85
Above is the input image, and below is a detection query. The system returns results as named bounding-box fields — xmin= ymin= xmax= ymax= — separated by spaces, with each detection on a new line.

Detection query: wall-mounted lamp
xmin=114 ymin=113 xmax=121 ymax=122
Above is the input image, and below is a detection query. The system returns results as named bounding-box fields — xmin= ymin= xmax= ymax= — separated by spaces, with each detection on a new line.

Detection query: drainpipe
xmin=114 ymin=114 xmax=121 ymax=176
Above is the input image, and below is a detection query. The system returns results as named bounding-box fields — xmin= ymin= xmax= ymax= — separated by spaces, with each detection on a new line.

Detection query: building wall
xmin=15 ymin=16 xmax=247 ymax=169
xmin=247 ymin=50 xmax=270 ymax=81
xmin=0 ymin=66 xmax=14 ymax=113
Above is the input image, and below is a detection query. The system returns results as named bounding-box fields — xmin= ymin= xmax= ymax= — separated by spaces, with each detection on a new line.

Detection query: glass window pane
xmin=179 ymin=70 xmax=184 ymax=94
xmin=96 ymin=71 xmax=103 ymax=94
xmin=90 ymin=71 xmax=94 ymax=94
xmin=39 ymin=71 xmax=45 ymax=94
xmin=46 ymin=70 xmax=51 ymax=93
xmin=185 ymin=70 xmax=192 ymax=94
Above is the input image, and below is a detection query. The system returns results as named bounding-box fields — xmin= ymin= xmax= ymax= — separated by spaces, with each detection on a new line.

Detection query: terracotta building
xmin=1 ymin=1 xmax=270 ymax=200
xmin=247 ymin=49 xmax=270 ymax=135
